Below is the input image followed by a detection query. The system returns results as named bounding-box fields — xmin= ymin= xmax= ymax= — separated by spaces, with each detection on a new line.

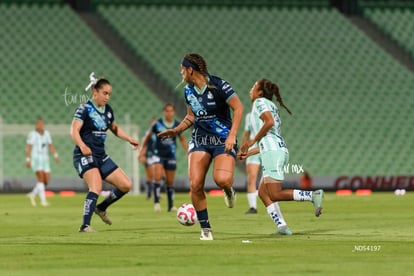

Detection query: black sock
xmin=167 ymin=186 xmax=174 ymax=210
xmin=96 ymin=188 xmax=126 ymax=211
xmin=82 ymin=192 xmax=99 ymax=227
xmin=153 ymin=183 xmax=161 ymax=203
xmin=146 ymin=181 xmax=152 ymax=198
xmin=196 ymin=208 xmax=211 ymax=229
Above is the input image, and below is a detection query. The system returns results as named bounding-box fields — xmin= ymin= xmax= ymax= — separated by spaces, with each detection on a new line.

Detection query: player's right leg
xmin=79 ymin=168 xmax=102 ymax=232
xmin=188 ymin=151 xmax=213 ymax=240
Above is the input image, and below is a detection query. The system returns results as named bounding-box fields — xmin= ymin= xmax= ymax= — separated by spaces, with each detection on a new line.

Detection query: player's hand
xmin=26 ymin=160 xmax=31 ymax=169
xmin=158 ymin=129 xmax=178 ymax=140
xmin=237 ymin=151 xmax=247 ymax=161
xmin=138 ymin=154 xmax=146 ymax=164
xmin=224 ymin=134 xmax=236 ymax=152
xmin=129 ymin=138 xmax=139 ymax=150
xmin=240 ymin=140 xmax=253 ymax=154
xmin=80 ymin=144 xmax=92 ymax=156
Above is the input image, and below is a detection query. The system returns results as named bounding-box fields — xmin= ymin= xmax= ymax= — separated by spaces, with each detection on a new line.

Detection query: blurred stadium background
xmin=0 ymin=0 xmax=413 ymax=193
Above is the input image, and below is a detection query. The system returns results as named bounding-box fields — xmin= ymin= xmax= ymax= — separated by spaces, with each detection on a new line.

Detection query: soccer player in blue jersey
xmin=138 ymin=117 xmax=157 ymax=200
xmin=141 ymin=104 xmax=187 ymax=212
xmin=239 ymin=79 xmax=323 ymax=234
xmin=158 ymin=53 xmax=244 ymax=240
xmin=71 ymin=73 xmax=139 ymax=233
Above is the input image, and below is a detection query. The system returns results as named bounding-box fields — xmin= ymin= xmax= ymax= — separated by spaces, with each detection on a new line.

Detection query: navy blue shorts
xmin=152 ymin=155 xmax=177 ymax=171
xmin=73 ymin=153 xmax=118 ymax=179
xmin=188 ymin=140 xmax=238 ymax=159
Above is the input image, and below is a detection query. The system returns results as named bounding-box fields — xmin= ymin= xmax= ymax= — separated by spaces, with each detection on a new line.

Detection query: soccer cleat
xmin=154 ymin=203 xmax=161 ymax=212
xmin=223 ymin=187 xmax=236 ymax=208
xmin=40 ymin=201 xmax=49 ymax=207
xmin=94 ymin=207 xmax=112 ymax=225
xmin=245 ymin=207 xmax=258 ymax=214
xmin=275 ymin=225 xmax=293 ymax=236
xmin=168 ymin=206 xmax=177 ymax=212
xmin=27 ymin=193 xmax=36 ymax=206
xmin=200 ymin=228 xmax=213 ymax=241
xmin=312 ymin=189 xmax=324 ymax=217
xmin=79 ymin=225 xmax=96 ymax=233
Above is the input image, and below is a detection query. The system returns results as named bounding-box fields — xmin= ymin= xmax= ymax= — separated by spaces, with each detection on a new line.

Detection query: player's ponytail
xmin=260 ymin=79 xmax=292 ymax=115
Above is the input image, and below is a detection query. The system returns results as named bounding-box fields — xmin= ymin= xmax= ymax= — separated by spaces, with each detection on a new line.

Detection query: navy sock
xmin=146 ymin=181 xmax=152 ymax=198
xmin=167 ymin=186 xmax=174 ymax=210
xmin=153 ymin=183 xmax=161 ymax=203
xmin=196 ymin=208 xmax=211 ymax=229
xmin=82 ymin=192 xmax=99 ymax=227
xmin=96 ymin=188 xmax=126 ymax=211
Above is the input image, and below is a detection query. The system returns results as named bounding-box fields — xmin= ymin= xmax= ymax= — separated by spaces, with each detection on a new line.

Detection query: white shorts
xmin=246 ymin=153 xmax=261 ymax=165
xmin=31 ymin=158 xmax=51 ymax=173
xmin=261 ymin=149 xmax=289 ymax=181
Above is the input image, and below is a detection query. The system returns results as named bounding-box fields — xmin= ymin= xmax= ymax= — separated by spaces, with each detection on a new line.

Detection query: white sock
xmin=30 ymin=184 xmax=39 ymax=195
xmin=293 ymin=189 xmax=313 ymax=201
xmin=37 ymin=183 xmax=46 ymax=203
xmin=266 ymin=204 xmax=286 ymax=228
xmin=247 ymin=192 xmax=257 ymax=209
xmin=273 ymin=202 xmax=287 ymax=228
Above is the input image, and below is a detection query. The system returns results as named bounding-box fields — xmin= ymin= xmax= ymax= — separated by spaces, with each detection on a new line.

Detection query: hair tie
xmin=84 ymin=72 xmax=97 ymax=91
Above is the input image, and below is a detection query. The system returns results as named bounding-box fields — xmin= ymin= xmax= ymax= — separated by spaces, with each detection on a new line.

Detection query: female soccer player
xmin=239 ymin=79 xmax=323 ymax=233
xmin=141 ymin=103 xmax=187 ymax=212
xmin=158 ymin=53 xmax=244 ymax=240
xmin=71 ymin=73 xmax=139 ymax=232
xmin=26 ymin=118 xmax=59 ymax=207
xmin=138 ymin=117 xmax=157 ymax=200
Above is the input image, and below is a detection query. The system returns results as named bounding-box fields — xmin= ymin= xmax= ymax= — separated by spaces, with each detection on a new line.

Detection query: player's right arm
xmin=70 ymin=119 xmax=92 ymax=156
xmin=158 ymin=106 xmax=194 ymax=139
xmin=25 ymin=144 xmax=32 ymax=168
xmin=138 ymin=131 xmax=151 ymax=164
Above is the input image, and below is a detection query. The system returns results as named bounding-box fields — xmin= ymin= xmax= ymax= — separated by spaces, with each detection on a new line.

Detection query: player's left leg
xmin=258 ymin=179 xmax=291 ymax=235
xmin=212 ymin=153 xmax=236 ymax=208
xmin=165 ymin=169 xmax=176 ymax=212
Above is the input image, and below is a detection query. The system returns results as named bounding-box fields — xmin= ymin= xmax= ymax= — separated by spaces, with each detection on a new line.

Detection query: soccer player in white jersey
xmin=239 ymin=79 xmax=323 ymax=234
xmin=26 ymin=118 xmax=59 ymax=206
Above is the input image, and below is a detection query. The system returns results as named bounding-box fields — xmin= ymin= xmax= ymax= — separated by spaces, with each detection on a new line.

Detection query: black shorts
xmin=73 ymin=153 xmax=118 ymax=179
xmin=152 ymin=155 xmax=177 ymax=171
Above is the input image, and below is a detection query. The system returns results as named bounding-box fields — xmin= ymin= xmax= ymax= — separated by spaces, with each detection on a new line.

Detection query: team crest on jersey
xmin=207 ymin=91 xmax=213 ymax=99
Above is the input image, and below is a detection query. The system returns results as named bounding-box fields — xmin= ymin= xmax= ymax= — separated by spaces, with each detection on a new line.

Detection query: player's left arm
xmin=109 ymin=121 xmax=139 ymax=150
xmin=226 ymin=95 xmax=244 ymax=152
xmin=178 ymin=133 xmax=188 ymax=154
xmin=48 ymin=144 xmax=60 ymax=163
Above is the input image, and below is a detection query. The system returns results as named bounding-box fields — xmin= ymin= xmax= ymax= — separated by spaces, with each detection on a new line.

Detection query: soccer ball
xmin=176 ymin=203 xmax=197 ymax=226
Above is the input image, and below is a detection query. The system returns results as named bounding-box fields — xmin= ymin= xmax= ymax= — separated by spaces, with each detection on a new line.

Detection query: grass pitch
xmin=0 ymin=191 xmax=413 ymax=275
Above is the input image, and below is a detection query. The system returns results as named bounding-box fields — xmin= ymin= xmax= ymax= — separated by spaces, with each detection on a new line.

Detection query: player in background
xmin=240 ymin=112 xmax=260 ymax=214
xmin=71 ymin=73 xmax=139 ymax=232
xmin=158 ymin=53 xmax=244 ymax=240
xmin=239 ymin=79 xmax=323 ymax=234
xmin=26 ymin=118 xmax=59 ymax=207
xmin=141 ymin=104 xmax=187 ymax=212
xmin=138 ymin=117 xmax=157 ymax=200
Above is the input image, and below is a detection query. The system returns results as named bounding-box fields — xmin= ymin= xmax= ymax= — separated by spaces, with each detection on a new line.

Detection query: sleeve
xmin=255 ymin=98 xmax=270 ymax=117
xmin=45 ymin=131 xmax=53 ymax=144
xmin=219 ymin=79 xmax=236 ymax=102
xmin=244 ymin=112 xmax=251 ymax=132
xmin=107 ymin=104 xmax=115 ymax=125
xmin=26 ymin=131 xmax=34 ymax=145
xmin=73 ymin=103 xmax=87 ymax=123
